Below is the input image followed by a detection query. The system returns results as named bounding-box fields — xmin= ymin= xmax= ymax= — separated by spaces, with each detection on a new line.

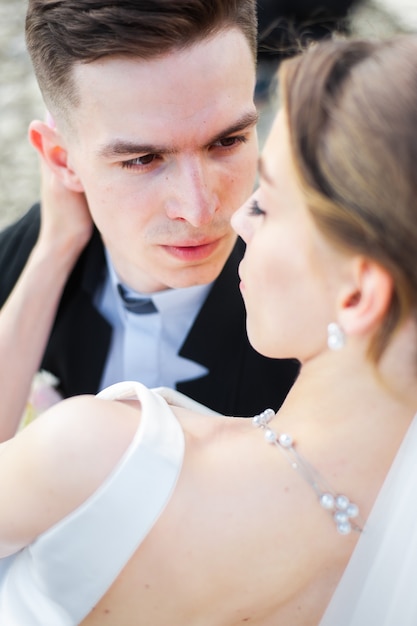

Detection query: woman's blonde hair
xmin=280 ymin=36 xmax=417 ymax=361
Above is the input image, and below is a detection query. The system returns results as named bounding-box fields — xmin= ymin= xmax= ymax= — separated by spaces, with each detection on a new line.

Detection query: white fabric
xmin=319 ymin=412 xmax=417 ymax=625
xmin=97 ymin=252 xmax=210 ymax=390
xmin=0 ymin=382 xmax=184 ymax=626
xmin=153 ymin=386 xmax=221 ymax=416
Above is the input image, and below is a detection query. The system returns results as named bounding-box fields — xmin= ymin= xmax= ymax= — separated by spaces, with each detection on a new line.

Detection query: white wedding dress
xmin=1 ymin=381 xmax=416 ymax=625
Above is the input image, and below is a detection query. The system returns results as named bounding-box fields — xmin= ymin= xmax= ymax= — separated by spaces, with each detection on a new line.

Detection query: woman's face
xmin=232 ymin=110 xmax=344 ymax=362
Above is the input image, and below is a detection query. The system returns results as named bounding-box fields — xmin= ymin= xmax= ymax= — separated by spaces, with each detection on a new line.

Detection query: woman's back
xmin=75 ymin=377 xmax=412 ymax=625
xmin=80 ymin=396 xmax=344 ymax=625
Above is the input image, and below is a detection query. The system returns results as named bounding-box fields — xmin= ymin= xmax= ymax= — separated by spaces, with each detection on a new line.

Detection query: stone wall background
xmin=0 ymin=0 xmax=414 ymax=230
xmin=0 ymin=0 xmax=44 ymax=230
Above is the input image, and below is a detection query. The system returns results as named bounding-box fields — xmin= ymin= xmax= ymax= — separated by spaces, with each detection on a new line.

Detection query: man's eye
xmin=213 ymin=135 xmax=247 ymax=149
xmin=121 ymin=154 xmax=157 ymax=168
xmin=248 ymin=200 xmax=265 ymax=216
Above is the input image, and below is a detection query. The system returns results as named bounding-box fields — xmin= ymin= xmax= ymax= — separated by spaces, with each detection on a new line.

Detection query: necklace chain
xmin=253 ymin=409 xmax=362 ymax=535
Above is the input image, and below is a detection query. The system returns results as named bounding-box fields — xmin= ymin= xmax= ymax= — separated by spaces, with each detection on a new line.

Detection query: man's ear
xmin=28 ymin=120 xmax=84 ymax=192
xmin=338 ymin=257 xmax=393 ymax=337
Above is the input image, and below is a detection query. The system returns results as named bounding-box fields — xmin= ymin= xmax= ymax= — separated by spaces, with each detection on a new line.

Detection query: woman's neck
xmin=280 ymin=333 xmax=417 ymax=433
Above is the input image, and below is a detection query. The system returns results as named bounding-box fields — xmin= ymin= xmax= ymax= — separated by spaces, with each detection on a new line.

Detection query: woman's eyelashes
xmin=248 ymin=199 xmax=266 ymax=216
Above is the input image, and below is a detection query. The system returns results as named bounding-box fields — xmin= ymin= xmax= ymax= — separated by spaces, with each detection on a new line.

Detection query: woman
xmin=1 ymin=35 xmax=417 ymax=625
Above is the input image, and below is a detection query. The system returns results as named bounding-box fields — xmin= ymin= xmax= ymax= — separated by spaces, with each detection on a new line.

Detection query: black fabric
xmin=0 ymin=204 xmax=300 ymax=416
xmin=117 ymin=285 xmax=158 ymax=315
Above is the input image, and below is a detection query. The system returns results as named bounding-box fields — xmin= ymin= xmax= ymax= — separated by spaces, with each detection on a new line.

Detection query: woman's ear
xmin=338 ymin=257 xmax=393 ymax=337
xmin=28 ymin=119 xmax=84 ymax=193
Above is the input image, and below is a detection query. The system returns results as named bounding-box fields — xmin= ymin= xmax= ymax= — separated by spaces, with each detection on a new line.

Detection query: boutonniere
xmin=19 ymin=370 xmax=63 ymax=431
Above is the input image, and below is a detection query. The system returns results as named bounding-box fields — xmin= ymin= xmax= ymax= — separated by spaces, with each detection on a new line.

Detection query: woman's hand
xmin=0 ymin=151 xmax=93 ymax=440
xmin=38 ymin=156 xmax=93 ymax=264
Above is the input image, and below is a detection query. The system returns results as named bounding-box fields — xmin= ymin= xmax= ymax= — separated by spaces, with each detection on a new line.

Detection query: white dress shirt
xmin=95 ymin=252 xmax=211 ymax=390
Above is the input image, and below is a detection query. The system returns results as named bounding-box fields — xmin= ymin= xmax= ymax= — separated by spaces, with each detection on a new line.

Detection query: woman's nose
xmin=231 ymin=198 xmax=253 ymax=243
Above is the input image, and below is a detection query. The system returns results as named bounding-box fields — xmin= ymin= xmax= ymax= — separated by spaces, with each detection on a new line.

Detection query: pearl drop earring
xmin=327 ymin=323 xmax=346 ymax=350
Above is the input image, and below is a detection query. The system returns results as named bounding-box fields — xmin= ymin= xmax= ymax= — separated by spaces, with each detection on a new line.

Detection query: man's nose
xmin=165 ymin=158 xmax=217 ymax=227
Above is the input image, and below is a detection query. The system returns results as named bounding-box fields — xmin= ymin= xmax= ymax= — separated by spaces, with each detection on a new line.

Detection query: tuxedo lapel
xmin=0 ymin=204 xmax=42 ymax=308
xmin=177 ymin=239 xmax=247 ymax=414
xmin=43 ymin=230 xmax=112 ymax=397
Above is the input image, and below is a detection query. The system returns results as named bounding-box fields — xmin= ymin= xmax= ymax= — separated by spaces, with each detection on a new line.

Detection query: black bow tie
xmin=117 ymin=284 xmax=158 ymax=314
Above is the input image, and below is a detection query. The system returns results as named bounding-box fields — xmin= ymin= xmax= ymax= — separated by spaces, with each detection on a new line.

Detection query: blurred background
xmin=1 ymin=0 xmax=416 ymax=230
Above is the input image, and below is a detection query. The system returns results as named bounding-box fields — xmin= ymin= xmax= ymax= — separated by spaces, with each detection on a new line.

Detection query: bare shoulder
xmin=35 ymin=394 xmax=140 ymax=468
xmin=0 ymin=395 xmax=140 ymax=557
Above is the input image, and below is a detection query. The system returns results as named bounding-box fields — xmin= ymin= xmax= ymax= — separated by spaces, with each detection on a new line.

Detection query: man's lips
xmin=161 ymin=239 xmax=221 ymax=261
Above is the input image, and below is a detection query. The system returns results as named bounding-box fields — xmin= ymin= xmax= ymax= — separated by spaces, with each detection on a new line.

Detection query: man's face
xmin=63 ymin=29 xmax=258 ymax=292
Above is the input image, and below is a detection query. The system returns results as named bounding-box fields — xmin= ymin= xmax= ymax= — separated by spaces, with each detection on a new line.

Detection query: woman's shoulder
xmin=23 ymin=394 xmax=141 ymax=491
xmin=0 ymin=394 xmax=140 ymax=558
xmin=38 ymin=394 xmax=141 ymax=472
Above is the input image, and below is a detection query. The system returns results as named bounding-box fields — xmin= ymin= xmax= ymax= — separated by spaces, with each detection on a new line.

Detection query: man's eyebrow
xmin=258 ymin=156 xmax=274 ymax=185
xmin=96 ymin=140 xmax=174 ymax=159
xmin=96 ymin=111 xmax=259 ymax=159
xmin=205 ymin=110 xmax=259 ymax=147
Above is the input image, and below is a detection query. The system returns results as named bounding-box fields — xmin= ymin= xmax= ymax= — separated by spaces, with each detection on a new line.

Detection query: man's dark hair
xmin=26 ymin=0 xmax=257 ymax=119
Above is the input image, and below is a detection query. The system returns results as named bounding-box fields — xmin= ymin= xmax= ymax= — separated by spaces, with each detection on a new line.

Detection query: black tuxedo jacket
xmin=0 ymin=204 xmax=299 ymax=416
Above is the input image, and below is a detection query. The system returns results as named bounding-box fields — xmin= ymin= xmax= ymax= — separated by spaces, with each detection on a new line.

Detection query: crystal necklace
xmin=253 ymin=409 xmax=362 ymax=535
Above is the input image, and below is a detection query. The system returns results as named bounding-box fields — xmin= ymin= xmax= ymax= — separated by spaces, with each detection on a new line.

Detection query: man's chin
xmin=162 ymin=263 xmax=227 ymax=290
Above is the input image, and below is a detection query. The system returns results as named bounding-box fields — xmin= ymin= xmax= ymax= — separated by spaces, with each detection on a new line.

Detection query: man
xmin=0 ymin=0 xmax=299 ymax=417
